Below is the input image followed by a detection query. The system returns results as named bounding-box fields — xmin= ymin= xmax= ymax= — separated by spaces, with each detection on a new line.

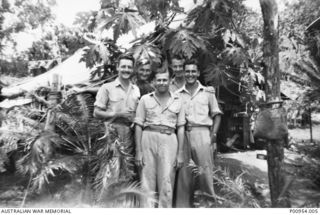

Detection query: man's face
xmin=117 ymin=59 xmax=134 ymax=80
xmin=184 ymin=64 xmax=200 ymax=85
xmin=137 ymin=64 xmax=151 ymax=81
xmin=154 ymin=72 xmax=170 ymax=94
xmin=171 ymin=59 xmax=184 ymax=78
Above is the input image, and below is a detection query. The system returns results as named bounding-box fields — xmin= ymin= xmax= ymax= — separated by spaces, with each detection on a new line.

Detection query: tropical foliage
xmin=0 ymin=89 xmax=151 ymax=206
xmin=2 ymin=0 xmax=320 ymax=208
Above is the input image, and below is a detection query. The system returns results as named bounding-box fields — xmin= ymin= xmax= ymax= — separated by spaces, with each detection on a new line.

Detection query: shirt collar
xmin=114 ymin=77 xmax=134 ymax=89
xmin=171 ymin=78 xmax=185 ymax=88
xmin=149 ymin=91 xmax=178 ymax=99
xmin=179 ymin=81 xmax=204 ymax=94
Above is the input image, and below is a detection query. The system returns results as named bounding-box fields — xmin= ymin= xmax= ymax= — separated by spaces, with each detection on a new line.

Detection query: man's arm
xmin=175 ymin=103 xmax=186 ymax=168
xmin=210 ymin=114 xmax=221 ymax=143
xmin=176 ymin=125 xmax=185 ymax=168
xmin=133 ymin=97 xmax=146 ymax=168
xmin=94 ymin=106 xmax=126 ymax=121
xmin=134 ymin=124 xmax=144 ymax=168
xmin=207 ymin=88 xmax=223 ymax=144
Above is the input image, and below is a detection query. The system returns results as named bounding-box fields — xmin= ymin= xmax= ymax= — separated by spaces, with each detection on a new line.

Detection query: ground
xmin=0 ymin=125 xmax=319 ymax=207
xmin=219 ymin=124 xmax=320 ymax=207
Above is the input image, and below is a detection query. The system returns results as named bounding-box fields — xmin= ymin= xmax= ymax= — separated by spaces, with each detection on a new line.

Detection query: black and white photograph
xmin=0 ymin=0 xmax=320 ymax=211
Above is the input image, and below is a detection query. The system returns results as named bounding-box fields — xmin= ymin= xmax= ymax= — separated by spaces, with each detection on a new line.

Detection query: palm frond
xmin=30 ymin=155 xmax=83 ymax=192
xmin=211 ymin=168 xmax=261 ymax=208
xmin=16 ymin=130 xmax=65 ymax=175
xmin=98 ymin=181 xmax=156 ymax=208
xmin=295 ymin=59 xmax=320 ymax=86
xmin=92 ymin=138 xmax=134 ymax=193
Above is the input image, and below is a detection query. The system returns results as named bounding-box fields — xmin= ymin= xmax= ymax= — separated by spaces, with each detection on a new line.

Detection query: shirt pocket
xmin=167 ymin=101 xmax=180 ymax=124
xmin=127 ymin=90 xmax=140 ymax=111
xmin=109 ymin=94 xmax=124 ymax=111
xmin=145 ymin=100 xmax=158 ymax=122
xmin=194 ymin=95 xmax=209 ymax=116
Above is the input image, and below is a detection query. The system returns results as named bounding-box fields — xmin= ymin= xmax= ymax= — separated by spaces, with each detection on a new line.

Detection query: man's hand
xmin=174 ymin=152 xmax=184 ymax=169
xmin=210 ymin=133 xmax=217 ymax=144
xmin=117 ymin=112 xmax=134 ymax=122
xmin=135 ymin=152 xmax=144 ymax=168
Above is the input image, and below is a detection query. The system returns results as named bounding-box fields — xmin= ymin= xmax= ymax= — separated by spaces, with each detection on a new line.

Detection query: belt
xmin=144 ymin=125 xmax=175 ymax=135
xmin=185 ymin=124 xmax=210 ymax=132
xmin=111 ymin=117 xmax=132 ymax=127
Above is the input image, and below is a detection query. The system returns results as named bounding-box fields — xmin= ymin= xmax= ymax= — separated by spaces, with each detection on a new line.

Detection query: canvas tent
xmin=1 ymin=48 xmax=93 ymax=98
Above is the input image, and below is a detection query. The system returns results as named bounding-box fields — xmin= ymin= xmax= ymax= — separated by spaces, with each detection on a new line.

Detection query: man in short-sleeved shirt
xmin=169 ymin=57 xmax=185 ymax=93
xmin=134 ymin=70 xmax=185 ymax=208
xmin=94 ymin=54 xmax=140 ymax=180
xmin=175 ymin=59 xmax=222 ymax=207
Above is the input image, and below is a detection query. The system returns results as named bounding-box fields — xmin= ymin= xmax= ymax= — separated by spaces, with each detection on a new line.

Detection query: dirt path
xmin=289 ymin=124 xmax=320 ymax=142
xmin=219 ymin=127 xmax=320 ymax=207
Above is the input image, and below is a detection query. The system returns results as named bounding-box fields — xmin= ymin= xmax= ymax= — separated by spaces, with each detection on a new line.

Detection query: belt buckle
xmin=186 ymin=125 xmax=192 ymax=131
xmin=160 ymin=129 xmax=171 ymax=135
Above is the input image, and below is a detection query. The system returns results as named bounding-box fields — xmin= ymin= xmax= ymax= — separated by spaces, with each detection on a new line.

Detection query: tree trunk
xmin=309 ymin=106 xmax=313 ymax=142
xmin=259 ymin=0 xmax=290 ymax=207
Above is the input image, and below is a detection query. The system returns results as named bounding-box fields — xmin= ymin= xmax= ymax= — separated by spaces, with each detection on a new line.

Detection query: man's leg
xmin=157 ymin=133 xmax=178 ymax=208
xmin=189 ymin=128 xmax=215 ymax=196
xmin=174 ymin=134 xmax=193 ymax=207
xmin=140 ymin=131 xmax=157 ymax=207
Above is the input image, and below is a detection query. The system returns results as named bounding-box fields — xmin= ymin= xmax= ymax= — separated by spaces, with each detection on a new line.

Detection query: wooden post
xmin=259 ymin=0 xmax=290 ymax=207
xmin=243 ymin=115 xmax=250 ymax=148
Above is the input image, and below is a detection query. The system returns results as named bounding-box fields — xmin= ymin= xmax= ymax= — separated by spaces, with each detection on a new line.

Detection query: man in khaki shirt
xmin=94 ymin=54 xmax=140 ymax=180
xmin=169 ymin=57 xmax=185 ymax=93
xmin=132 ymin=59 xmax=154 ymax=97
xmin=175 ymin=59 xmax=222 ymax=207
xmin=134 ymin=69 xmax=185 ymax=207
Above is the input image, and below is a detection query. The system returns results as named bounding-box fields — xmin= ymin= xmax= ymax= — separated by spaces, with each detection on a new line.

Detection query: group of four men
xmin=93 ymin=54 xmax=222 ymax=208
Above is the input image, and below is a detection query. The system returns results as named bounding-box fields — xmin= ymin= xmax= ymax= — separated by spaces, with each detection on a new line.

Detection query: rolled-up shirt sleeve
xmin=209 ymin=93 xmax=223 ymax=117
xmin=177 ymin=102 xmax=186 ymax=127
xmin=94 ymin=85 xmax=109 ymax=110
xmin=134 ymin=97 xmax=146 ymax=127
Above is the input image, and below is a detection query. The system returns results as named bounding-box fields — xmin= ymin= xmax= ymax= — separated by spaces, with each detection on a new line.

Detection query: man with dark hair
xmin=134 ymin=69 xmax=185 ymax=207
xmin=94 ymin=54 xmax=140 ymax=180
xmin=175 ymin=59 xmax=222 ymax=207
xmin=169 ymin=56 xmax=185 ymax=92
xmin=133 ymin=59 xmax=154 ymax=96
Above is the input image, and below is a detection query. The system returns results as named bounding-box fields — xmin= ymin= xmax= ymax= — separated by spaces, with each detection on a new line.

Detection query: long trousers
xmin=174 ymin=127 xmax=214 ymax=207
xmin=140 ymin=130 xmax=178 ymax=208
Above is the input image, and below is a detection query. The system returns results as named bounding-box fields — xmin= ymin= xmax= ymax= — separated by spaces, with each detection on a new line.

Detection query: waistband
xmin=111 ymin=118 xmax=132 ymax=127
xmin=144 ymin=125 xmax=175 ymax=135
xmin=185 ymin=124 xmax=210 ymax=132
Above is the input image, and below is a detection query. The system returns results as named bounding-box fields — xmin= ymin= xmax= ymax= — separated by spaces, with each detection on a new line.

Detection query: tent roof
xmin=1 ymin=48 xmax=92 ymax=97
